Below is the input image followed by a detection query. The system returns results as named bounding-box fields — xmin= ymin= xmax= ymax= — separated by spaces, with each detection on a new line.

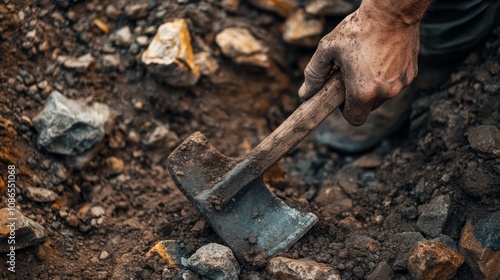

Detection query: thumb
xmin=299 ymin=42 xmax=336 ymax=99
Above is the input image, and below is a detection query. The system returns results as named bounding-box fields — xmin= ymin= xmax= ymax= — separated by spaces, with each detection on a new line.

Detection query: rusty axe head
xmin=167 ymin=132 xmax=318 ymax=268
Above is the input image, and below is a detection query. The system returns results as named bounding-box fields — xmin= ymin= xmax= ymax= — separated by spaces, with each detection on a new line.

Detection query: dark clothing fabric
xmin=420 ymin=0 xmax=500 ymax=62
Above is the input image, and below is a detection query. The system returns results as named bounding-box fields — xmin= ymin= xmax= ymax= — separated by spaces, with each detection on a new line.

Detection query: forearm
xmin=361 ymin=0 xmax=433 ymax=27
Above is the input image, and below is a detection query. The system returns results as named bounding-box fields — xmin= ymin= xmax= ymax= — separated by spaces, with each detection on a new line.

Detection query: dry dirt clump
xmin=0 ymin=0 xmax=499 ymax=279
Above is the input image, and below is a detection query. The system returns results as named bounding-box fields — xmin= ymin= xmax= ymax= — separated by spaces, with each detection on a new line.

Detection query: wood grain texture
xmin=249 ymin=70 xmax=346 ymax=174
xmin=204 ymin=71 xmax=346 ymax=205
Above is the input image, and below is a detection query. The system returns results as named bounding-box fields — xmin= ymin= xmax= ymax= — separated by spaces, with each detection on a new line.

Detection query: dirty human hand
xmin=299 ymin=0 xmax=433 ymax=126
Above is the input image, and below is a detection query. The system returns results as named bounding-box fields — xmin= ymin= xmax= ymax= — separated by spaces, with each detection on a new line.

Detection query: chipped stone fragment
xmin=283 ymin=9 xmax=324 ymax=47
xmin=0 ymin=208 xmax=46 ymax=252
xmin=25 ymin=187 xmax=58 ymax=203
xmin=459 ymin=212 xmax=500 ymax=280
xmin=62 ymin=53 xmax=95 ymax=72
xmin=407 ymin=241 xmax=464 ymax=280
xmin=33 ymin=91 xmax=113 ymax=168
xmin=267 ymin=257 xmax=341 ymax=280
xmin=215 ymin=27 xmax=270 ymax=68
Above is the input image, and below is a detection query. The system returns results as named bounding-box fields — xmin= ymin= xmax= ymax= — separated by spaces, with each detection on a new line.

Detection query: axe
xmin=167 ymin=71 xmax=345 ymax=267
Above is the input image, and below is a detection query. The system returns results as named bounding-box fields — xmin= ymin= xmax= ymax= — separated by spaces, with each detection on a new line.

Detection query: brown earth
xmin=0 ymin=0 xmax=499 ymax=279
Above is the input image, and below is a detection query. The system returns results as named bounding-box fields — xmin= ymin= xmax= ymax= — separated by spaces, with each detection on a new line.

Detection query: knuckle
xmin=304 ymin=64 xmax=322 ymax=81
xmin=386 ymin=84 xmax=402 ymax=98
xmin=318 ymin=38 xmax=329 ymax=49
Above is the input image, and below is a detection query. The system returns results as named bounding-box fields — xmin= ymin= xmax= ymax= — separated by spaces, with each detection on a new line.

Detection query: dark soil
xmin=1 ymin=0 xmax=499 ymax=279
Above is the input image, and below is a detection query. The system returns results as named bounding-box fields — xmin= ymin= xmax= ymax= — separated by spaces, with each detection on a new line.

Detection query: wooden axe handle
xmin=203 ymin=71 xmax=345 ymax=206
xmin=249 ymin=70 xmax=346 ymax=174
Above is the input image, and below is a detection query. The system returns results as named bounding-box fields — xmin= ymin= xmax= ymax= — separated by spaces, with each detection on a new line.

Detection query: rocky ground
xmin=1 ymin=0 xmax=499 ymax=279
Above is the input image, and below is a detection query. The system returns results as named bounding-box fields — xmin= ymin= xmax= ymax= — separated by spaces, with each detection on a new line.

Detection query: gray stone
xmin=24 ymin=187 xmax=58 ymax=203
xmin=125 ymin=3 xmax=148 ymax=19
xmin=305 ymin=0 xmax=359 ymax=16
xmin=416 ymin=195 xmax=451 ymax=238
xmin=0 ymin=208 xmax=46 ymax=252
xmin=89 ymin=206 xmax=105 ymax=218
xmin=141 ymin=19 xmax=200 ymax=87
xmin=114 ymin=26 xmax=133 ymax=47
xmin=267 ymin=257 xmax=340 ymax=280
xmin=459 ymin=211 xmax=500 ymax=279
xmin=366 ymin=260 xmax=393 ymax=280
xmin=33 ymin=91 xmax=113 ymax=159
xmin=186 ymin=243 xmax=240 ymax=280
xmin=283 ymin=9 xmax=323 ymax=47
xmin=468 ymin=125 xmax=500 ymax=158
xmin=393 ymin=232 xmax=426 ymax=271
xmin=215 ymin=27 xmax=270 ymax=68
xmin=135 ymin=35 xmax=149 ymax=46
xmin=182 ymin=270 xmax=201 ymax=280
xmin=62 ymin=53 xmax=95 ymax=73
xmin=474 ymin=211 xmax=500 ymax=250
xmin=112 ymin=253 xmax=134 ymax=280
xmin=432 ymin=234 xmax=458 ymax=252
xmin=100 ymin=250 xmax=109 ymax=260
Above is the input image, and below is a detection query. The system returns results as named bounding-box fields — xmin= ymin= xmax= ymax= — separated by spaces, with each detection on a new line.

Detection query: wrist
xmin=360 ymin=0 xmax=430 ymax=28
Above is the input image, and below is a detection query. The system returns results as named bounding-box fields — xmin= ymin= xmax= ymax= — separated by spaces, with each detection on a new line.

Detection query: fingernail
xmin=298 ymin=83 xmax=308 ymax=99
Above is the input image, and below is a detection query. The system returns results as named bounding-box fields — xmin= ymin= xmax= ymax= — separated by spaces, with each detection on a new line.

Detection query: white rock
xmin=186 ymin=243 xmax=240 ymax=280
xmin=63 ymin=53 xmax=95 ymax=72
xmin=100 ymin=250 xmax=110 ymax=260
xmin=283 ymin=9 xmax=324 ymax=47
xmin=114 ymin=26 xmax=133 ymax=47
xmin=102 ymin=54 xmax=121 ymax=70
xmin=135 ymin=35 xmax=149 ymax=46
xmin=142 ymin=19 xmax=200 ymax=87
xmin=215 ymin=27 xmax=270 ymax=68
xmin=90 ymin=206 xmax=105 ymax=218
xmin=194 ymin=52 xmax=219 ymax=76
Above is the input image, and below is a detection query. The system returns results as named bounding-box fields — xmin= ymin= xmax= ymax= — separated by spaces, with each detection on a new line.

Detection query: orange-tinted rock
xmin=407 ymin=241 xmax=464 ymax=280
xmin=142 ymin=19 xmax=200 ymax=87
xmin=146 ymin=240 xmax=185 ymax=268
xmin=305 ymin=0 xmax=359 ymax=16
xmin=459 ymin=213 xmax=500 ymax=280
